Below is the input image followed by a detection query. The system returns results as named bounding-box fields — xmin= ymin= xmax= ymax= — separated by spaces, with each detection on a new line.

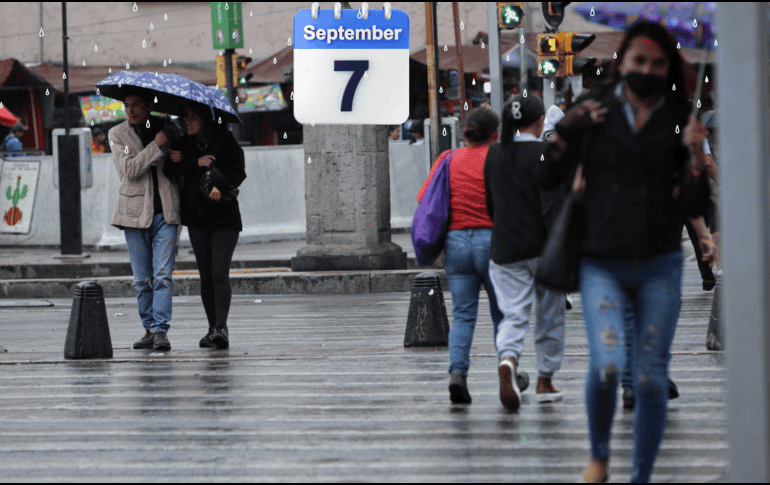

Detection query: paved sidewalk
xmin=0 ymin=262 xmax=727 ymax=482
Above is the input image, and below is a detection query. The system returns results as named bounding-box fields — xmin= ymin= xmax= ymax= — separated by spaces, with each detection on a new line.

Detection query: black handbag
xmin=199 ymin=165 xmax=239 ymax=205
xmin=535 ymin=131 xmax=590 ymax=293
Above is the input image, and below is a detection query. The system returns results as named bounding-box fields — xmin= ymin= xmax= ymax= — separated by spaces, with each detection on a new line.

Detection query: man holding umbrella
xmin=108 ymin=87 xmax=180 ymax=352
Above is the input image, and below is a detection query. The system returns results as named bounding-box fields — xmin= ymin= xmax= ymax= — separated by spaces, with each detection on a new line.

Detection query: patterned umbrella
xmin=95 ymin=71 xmax=241 ymax=124
xmin=573 ymin=2 xmax=717 ymax=49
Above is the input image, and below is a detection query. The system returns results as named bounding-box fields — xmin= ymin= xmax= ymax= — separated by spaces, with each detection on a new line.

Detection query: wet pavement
xmin=0 ymin=262 xmax=726 ymax=482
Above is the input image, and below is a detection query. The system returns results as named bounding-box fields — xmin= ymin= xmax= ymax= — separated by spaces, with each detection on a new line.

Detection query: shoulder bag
xmin=412 ymin=150 xmax=454 ymax=266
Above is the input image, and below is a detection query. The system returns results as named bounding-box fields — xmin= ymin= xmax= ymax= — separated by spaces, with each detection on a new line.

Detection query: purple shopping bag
xmin=412 ymin=150 xmax=453 ymax=265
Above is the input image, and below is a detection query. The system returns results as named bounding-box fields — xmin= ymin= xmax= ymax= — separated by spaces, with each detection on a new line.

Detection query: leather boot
xmin=211 ymin=326 xmax=229 ymax=349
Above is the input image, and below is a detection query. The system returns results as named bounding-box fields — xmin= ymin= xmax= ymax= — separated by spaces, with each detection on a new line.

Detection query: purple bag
xmin=412 ymin=150 xmax=453 ymax=265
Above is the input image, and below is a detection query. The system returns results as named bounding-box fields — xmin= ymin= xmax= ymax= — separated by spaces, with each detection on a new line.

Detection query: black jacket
xmin=536 ymin=83 xmax=710 ymax=259
xmin=485 ymin=140 xmax=567 ymax=265
xmin=164 ymin=130 xmax=246 ymax=231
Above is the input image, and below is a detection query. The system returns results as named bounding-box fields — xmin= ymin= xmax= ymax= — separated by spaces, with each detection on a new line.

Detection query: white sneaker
xmin=498 ymin=360 xmax=521 ymax=411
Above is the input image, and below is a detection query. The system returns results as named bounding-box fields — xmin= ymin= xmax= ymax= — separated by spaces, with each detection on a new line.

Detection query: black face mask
xmin=624 ymin=72 xmax=666 ymax=99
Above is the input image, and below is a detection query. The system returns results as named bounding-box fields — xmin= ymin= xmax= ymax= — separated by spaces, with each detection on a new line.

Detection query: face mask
xmin=624 ymin=72 xmax=666 ymax=99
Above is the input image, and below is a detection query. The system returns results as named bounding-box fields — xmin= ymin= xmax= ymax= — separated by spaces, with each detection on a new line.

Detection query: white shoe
xmin=498 ymin=360 xmax=521 ymax=411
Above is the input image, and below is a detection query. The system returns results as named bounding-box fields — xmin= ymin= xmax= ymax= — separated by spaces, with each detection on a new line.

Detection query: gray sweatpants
xmin=488 ymin=258 xmax=566 ymax=379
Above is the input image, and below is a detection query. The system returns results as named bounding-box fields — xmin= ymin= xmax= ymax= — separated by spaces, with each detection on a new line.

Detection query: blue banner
xmin=293 ymin=8 xmax=409 ymax=50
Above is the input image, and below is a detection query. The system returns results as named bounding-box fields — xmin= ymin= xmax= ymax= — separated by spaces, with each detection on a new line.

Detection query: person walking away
xmin=3 ymin=123 xmax=27 ymax=157
xmin=537 ymin=22 xmax=712 ymax=482
xmin=417 ymin=108 xmax=504 ymax=404
xmin=109 ymin=88 xmax=180 ymax=351
xmin=165 ymin=104 xmax=246 ymax=349
xmin=484 ymin=94 xmax=567 ymax=412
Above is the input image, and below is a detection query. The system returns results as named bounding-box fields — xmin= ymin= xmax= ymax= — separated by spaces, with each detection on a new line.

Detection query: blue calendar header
xmin=293 ymin=9 xmax=409 ymax=50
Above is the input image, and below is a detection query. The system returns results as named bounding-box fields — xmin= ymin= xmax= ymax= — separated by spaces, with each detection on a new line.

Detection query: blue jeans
xmin=579 ymin=251 xmax=684 ymax=483
xmin=124 ymin=214 xmax=178 ymax=333
xmin=444 ymin=229 xmax=504 ymax=375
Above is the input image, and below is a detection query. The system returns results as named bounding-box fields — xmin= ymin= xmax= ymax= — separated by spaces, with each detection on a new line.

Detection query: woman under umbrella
xmin=164 ymin=103 xmax=246 ymax=349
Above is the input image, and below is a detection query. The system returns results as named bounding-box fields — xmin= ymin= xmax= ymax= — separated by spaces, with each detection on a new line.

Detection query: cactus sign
xmin=1 ymin=161 xmax=40 ymax=234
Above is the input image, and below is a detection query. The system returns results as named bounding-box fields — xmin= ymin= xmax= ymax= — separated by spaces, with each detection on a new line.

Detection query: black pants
xmin=684 ymin=218 xmax=714 ymax=282
xmin=188 ymin=227 xmax=239 ymax=329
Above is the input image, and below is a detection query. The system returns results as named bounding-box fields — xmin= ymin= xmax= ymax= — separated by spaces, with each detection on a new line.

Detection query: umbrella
xmin=0 ymin=105 xmax=19 ymax=127
xmin=95 ymin=71 xmax=241 ymax=124
xmin=573 ymin=2 xmax=717 ymax=50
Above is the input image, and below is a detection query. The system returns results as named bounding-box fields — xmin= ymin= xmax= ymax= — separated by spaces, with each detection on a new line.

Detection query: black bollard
xmin=64 ymin=281 xmax=113 ymax=359
xmin=404 ymin=272 xmax=450 ymax=347
xmin=706 ymin=274 xmax=724 ymax=351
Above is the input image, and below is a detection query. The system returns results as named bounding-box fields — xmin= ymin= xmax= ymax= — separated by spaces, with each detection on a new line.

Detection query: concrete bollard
xmin=64 ymin=281 xmax=113 ymax=359
xmin=404 ymin=272 xmax=450 ymax=347
xmin=706 ymin=274 xmax=724 ymax=351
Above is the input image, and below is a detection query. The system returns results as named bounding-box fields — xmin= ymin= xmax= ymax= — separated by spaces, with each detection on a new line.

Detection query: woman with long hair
xmin=538 ymin=22 xmax=713 ymax=482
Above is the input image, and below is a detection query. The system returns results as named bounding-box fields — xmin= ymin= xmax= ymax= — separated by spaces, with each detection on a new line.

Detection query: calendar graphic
xmin=293 ymin=7 xmax=409 ymax=125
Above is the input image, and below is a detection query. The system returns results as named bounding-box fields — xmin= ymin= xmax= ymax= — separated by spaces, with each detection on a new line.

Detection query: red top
xmin=417 ymin=146 xmax=493 ymax=231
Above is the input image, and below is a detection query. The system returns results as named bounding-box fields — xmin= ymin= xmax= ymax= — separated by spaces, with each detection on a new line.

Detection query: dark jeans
xmin=188 ymin=227 xmax=239 ymax=329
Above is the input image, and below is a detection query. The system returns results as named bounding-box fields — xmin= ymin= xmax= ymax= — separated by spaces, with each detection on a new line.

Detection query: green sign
xmin=539 ymin=58 xmax=559 ymax=77
xmin=211 ymin=2 xmax=244 ymax=49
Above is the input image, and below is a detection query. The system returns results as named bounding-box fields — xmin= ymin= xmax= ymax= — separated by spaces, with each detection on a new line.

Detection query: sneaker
xmin=210 ymin=326 xmax=229 ymax=349
xmin=199 ymin=328 xmax=216 ymax=348
xmin=449 ymin=372 xmax=472 ymax=404
xmin=536 ymin=377 xmax=563 ymax=403
xmin=703 ymin=276 xmax=716 ymax=291
xmin=152 ymin=331 xmax=171 ymax=351
xmin=498 ymin=360 xmax=521 ymax=412
xmin=133 ymin=330 xmax=154 ymax=349
xmin=622 ymin=386 xmax=634 ymax=409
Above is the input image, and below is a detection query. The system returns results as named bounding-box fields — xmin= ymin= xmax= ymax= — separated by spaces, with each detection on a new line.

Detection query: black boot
xmin=133 ymin=329 xmax=154 ymax=349
xmin=210 ymin=326 xmax=229 ymax=349
xmin=199 ymin=328 xmax=216 ymax=348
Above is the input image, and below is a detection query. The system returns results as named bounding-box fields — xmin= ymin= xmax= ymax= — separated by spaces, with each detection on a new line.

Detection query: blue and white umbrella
xmin=95 ymin=71 xmax=241 ymax=124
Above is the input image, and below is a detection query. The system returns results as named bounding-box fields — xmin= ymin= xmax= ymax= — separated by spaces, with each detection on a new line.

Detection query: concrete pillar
xmin=291 ymin=124 xmax=407 ymax=272
xmin=719 ymin=3 xmax=770 ymax=482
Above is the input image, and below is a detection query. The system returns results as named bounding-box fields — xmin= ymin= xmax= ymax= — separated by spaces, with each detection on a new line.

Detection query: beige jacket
xmin=109 ymin=120 xmax=180 ymax=229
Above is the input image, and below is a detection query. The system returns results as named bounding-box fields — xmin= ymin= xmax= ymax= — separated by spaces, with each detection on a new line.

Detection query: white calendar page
xmin=293 ymin=8 xmax=409 ymax=125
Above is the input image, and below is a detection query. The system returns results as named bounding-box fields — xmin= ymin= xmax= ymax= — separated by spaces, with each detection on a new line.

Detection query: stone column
xmin=291 ymin=124 xmax=407 ymax=272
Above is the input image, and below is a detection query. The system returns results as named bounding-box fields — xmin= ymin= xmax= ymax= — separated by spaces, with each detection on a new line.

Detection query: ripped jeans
xmin=579 ymin=251 xmax=683 ymax=483
xmin=124 ymin=213 xmax=178 ymax=333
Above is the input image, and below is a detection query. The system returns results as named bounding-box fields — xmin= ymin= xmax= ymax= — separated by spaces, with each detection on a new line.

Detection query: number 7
xmin=334 ymin=60 xmax=369 ymax=112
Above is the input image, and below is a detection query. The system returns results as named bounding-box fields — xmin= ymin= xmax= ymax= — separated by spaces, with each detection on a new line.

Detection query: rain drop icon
xmin=163 ymin=60 xmax=167 ymax=66
xmin=481 ymin=41 xmax=485 ymax=49
xmin=46 ymin=89 xmax=50 ymax=95
xmin=590 ymin=7 xmax=595 ymax=16
xmin=118 ymin=81 xmax=121 ymax=87
xmin=439 ymin=86 xmax=443 ymax=93
xmin=155 ymin=71 xmax=158 ymax=77
xmin=218 ymin=117 xmax=222 ymax=124
xmin=308 ymin=157 xmax=312 ymax=164
xmin=520 ymin=35 xmax=525 ymax=43
xmin=249 ymin=48 xmax=252 ymax=54
xmin=697 ymin=99 xmax=701 ymax=108
xmin=225 ymin=2 xmax=229 ymax=10
xmin=164 ymin=13 xmax=168 ymax=20
xmin=675 ymin=125 xmax=680 ymax=134
xmin=442 ymin=127 xmax=447 ymax=136
xmin=94 ymin=44 xmax=98 ymax=52
xmin=150 ymin=22 xmax=154 ymax=30
xmin=110 ymin=140 xmax=113 ymax=147
xmin=133 ymin=2 xmax=137 ymax=12
xmin=460 ymin=21 xmax=464 ymax=30
xmin=693 ymin=19 xmax=698 ymax=28
xmin=506 ymin=55 xmax=510 ymax=62
xmin=168 ymin=59 xmax=172 ymax=64
xmin=463 ymin=101 xmax=468 ymax=111
xmin=82 ymin=60 xmax=86 ymax=66
xmin=0 ymin=102 xmax=2 ymax=108
xmin=596 ymin=68 xmax=600 ymax=75
xmin=472 ymin=79 xmax=476 ymax=85
xmin=288 ymin=37 xmax=292 ymax=46
xmin=96 ymin=88 xmax=99 ymax=95
xmin=364 ymin=71 xmax=367 ymax=77
xmin=705 ymin=76 xmax=709 ymax=83
xmin=125 ymin=145 xmax=129 ymax=154
xmin=235 ymin=96 xmax=239 ymax=103
xmin=62 ymin=72 xmax=67 ymax=80
xmin=126 ymin=63 xmax=130 ymax=69
xmin=146 ymin=120 xmax=150 ymax=129
xmin=273 ymin=57 xmax=277 ymax=64
xmin=250 ymin=11 xmax=253 ymax=17
xmin=311 ymin=121 xmax=315 ymax=127
xmin=551 ymin=80 xmax=555 ymax=88
xmin=154 ymin=96 xmax=158 ymax=103
xmin=357 ymin=9 xmax=362 ymax=19
xmin=109 ymin=67 xmax=112 ymax=73
xmin=39 ymin=27 xmax=44 ymax=37
xmin=444 ymin=45 xmax=448 ymax=51
xmin=672 ymin=84 xmax=676 ymax=91
xmin=523 ymin=89 xmax=528 ymax=98
xmin=516 ymin=130 xmax=520 ymax=136
xmin=714 ymin=39 xmax=718 ymax=47
xmin=283 ymin=132 xmax=287 ymax=139
xmin=142 ymin=39 xmax=146 ymax=48
xmin=677 ymin=42 xmax=681 ymax=49
xmin=541 ymin=154 xmax=544 ymax=161
xmin=613 ymin=52 xmax=617 ymax=59
xmin=290 ymin=92 xmax=294 ymax=100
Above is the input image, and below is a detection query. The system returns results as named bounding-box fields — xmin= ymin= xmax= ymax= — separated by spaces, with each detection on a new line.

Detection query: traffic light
xmin=541 ymin=2 xmax=570 ymax=31
xmin=536 ymin=33 xmax=561 ymax=77
xmin=559 ymin=33 xmax=596 ymax=77
xmin=235 ymin=55 xmax=253 ymax=85
xmin=497 ymin=2 xmax=525 ymax=29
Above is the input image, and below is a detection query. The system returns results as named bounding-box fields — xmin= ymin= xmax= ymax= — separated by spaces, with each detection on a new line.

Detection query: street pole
xmin=56 ymin=1 xmax=85 ymax=258
xmin=519 ymin=2 xmax=528 ymax=92
xmin=452 ymin=2 xmax=467 ymax=129
xmin=487 ymin=3 xmax=504 ymax=115
xmin=425 ymin=2 xmax=441 ymax=166
xmin=224 ymin=47 xmax=239 ymax=140
xmin=543 ymin=78 xmax=555 ymax=109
